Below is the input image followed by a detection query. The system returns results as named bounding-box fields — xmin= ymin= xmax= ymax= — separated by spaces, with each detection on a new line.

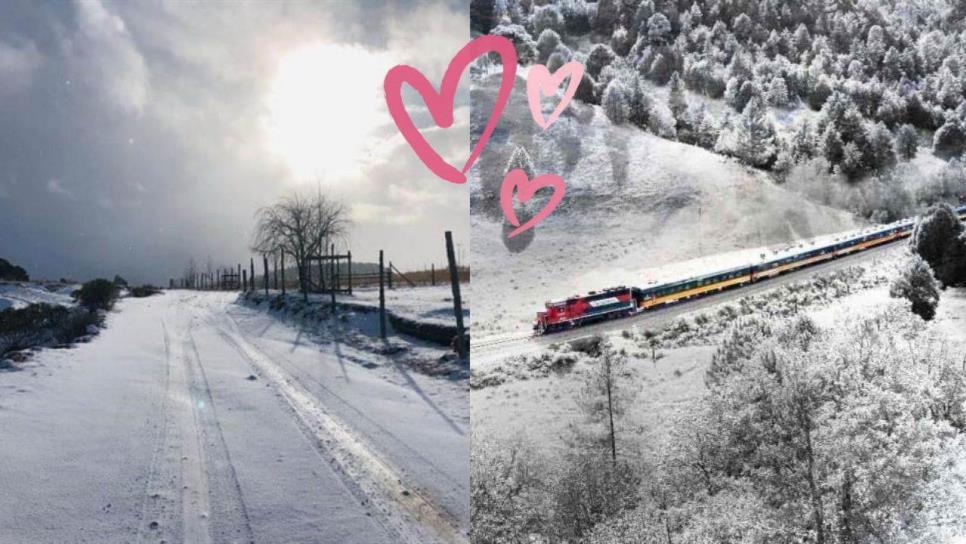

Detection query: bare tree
xmin=183 ymin=257 xmax=198 ymax=288
xmin=252 ymin=191 xmax=350 ymax=301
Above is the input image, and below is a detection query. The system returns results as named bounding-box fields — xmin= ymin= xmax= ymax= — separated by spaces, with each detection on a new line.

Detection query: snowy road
xmin=473 ymin=241 xmax=901 ymax=365
xmin=0 ymin=291 xmax=468 ymax=543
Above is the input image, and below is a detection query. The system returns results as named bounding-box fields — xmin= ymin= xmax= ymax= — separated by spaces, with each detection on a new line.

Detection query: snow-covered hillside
xmin=469 ymin=70 xmax=861 ymax=337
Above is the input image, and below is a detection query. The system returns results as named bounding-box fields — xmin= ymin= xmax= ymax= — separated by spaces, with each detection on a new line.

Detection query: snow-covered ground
xmin=0 ymin=282 xmax=77 ymax=311
xmin=0 ymin=291 xmax=468 ymax=543
xmin=335 ymin=285 xmax=469 ymax=328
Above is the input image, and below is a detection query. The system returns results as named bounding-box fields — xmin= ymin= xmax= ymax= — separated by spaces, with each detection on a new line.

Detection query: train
xmin=533 ymin=204 xmax=966 ymax=334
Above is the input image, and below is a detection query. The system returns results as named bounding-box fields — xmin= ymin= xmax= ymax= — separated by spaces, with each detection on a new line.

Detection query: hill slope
xmin=469 ymin=70 xmax=862 ymax=336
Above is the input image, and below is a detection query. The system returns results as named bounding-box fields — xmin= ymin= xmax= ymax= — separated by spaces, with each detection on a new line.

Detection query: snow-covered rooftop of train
xmin=631 ymin=218 xmax=916 ymax=291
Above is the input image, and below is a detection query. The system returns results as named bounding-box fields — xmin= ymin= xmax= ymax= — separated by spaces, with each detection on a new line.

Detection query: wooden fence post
xmin=388 ymin=261 xmax=393 ymax=290
xmin=347 ymin=250 xmax=352 ymax=295
xmin=431 ymin=263 xmax=435 ymax=286
xmin=237 ymin=264 xmax=241 ymax=291
xmin=445 ymin=231 xmax=466 ymax=358
xmin=263 ymin=255 xmax=269 ymax=295
xmin=281 ymin=253 xmax=286 ymax=295
xmin=330 ymin=243 xmax=336 ymax=311
xmin=249 ymin=258 xmax=255 ymax=292
xmin=379 ymin=250 xmax=386 ymax=340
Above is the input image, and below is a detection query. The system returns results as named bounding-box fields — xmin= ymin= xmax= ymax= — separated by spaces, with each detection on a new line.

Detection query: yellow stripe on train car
xmin=640 ymin=274 xmax=752 ymax=309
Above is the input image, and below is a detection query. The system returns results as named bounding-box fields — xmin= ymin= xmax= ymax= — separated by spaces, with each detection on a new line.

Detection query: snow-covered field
xmin=0 ymin=282 xmax=77 ymax=311
xmin=336 ymin=285 xmax=469 ymax=328
xmin=0 ymin=291 xmax=468 ymax=543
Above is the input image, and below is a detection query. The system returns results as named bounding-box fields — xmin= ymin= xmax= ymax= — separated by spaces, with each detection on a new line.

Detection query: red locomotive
xmin=534 ymin=286 xmax=635 ymax=333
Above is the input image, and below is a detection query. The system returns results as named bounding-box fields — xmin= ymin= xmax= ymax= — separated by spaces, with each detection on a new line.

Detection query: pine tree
xmin=791 ymin=121 xmax=815 ymax=161
xmin=869 ymin=122 xmax=896 ymax=171
xmin=506 ymin=145 xmax=536 ymax=179
xmin=896 ymin=124 xmax=918 ymax=161
xmin=840 ymin=141 xmax=864 ymax=178
xmin=822 ymin=126 xmax=845 ymax=165
xmin=647 ymin=12 xmax=672 ymax=45
xmin=602 ymin=79 xmax=631 ymax=125
xmin=732 ymin=96 xmax=777 ymax=168
xmin=594 ymin=0 xmax=620 ymax=35
xmin=627 ymin=75 xmax=652 ymax=129
xmin=767 ymin=75 xmax=790 ymax=107
xmin=668 ymin=71 xmax=688 ymax=128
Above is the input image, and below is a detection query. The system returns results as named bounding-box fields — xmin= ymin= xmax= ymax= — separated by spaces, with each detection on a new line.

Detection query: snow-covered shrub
xmin=470 ymin=0 xmax=498 ymax=35
xmin=535 ymin=29 xmax=560 ymax=64
xmin=531 ymin=4 xmax=563 ymax=37
xmin=933 ymin=119 xmax=966 ymax=159
xmin=546 ymin=50 xmax=567 ymax=72
xmin=585 ymin=43 xmax=616 ymax=79
xmin=558 ymin=0 xmax=591 ymax=35
xmin=73 ymin=278 xmax=120 ymax=311
xmin=592 ymin=0 xmax=619 ymax=36
xmin=471 ymin=440 xmax=549 ymax=543
xmin=610 ymin=25 xmax=632 ymax=57
xmin=890 ymin=255 xmax=940 ymax=320
xmin=0 ymin=303 xmax=101 ymax=357
xmin=490 ymin=23 xmax=538 ymax=64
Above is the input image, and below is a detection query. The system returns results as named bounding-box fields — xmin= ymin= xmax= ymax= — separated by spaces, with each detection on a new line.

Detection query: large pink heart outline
xmin=500 ymin=169 xmax=566 ymax=239
xmin=384 ymin=35 xmax=517 ymax=184
xmin=526 ymin=61 xmax=584 ymax=131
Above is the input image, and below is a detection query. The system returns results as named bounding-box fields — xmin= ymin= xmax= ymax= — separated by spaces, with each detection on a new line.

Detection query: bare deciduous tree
xmin=252 ymin=191 xmax=350 ymax=300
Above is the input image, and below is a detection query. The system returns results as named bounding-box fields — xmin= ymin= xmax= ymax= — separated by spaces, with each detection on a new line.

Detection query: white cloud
xmin=65 ymin=0 xmax=148 ymax=114
xmin=0 ymin=39 xmax=42 ymax=98
xmin=46 ymin=178 xmax=74 ymax=199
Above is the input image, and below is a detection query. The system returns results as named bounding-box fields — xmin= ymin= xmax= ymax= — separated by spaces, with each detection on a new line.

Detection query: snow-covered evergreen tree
xmin=602 ymin=79 xmax=631 ymax=125
xmin=667 ymin=71 xmax=688 ymax=129
xmin=890 ymin=256 xmax=940 ymax=320
xmin=720 ymin=96 xmax=777 ymax=168
xmin=766 ymin=75 xmax=789 ymax=107
xmin=896 ymin=124 xmax=918 ymax=161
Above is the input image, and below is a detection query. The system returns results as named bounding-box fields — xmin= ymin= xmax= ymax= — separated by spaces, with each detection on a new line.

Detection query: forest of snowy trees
xmin=471 ymin=0 xmax=966 ymax=220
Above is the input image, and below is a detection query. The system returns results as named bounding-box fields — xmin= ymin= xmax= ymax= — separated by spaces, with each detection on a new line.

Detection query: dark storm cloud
xmin=0 ymin=0 xmax=469 ymax=284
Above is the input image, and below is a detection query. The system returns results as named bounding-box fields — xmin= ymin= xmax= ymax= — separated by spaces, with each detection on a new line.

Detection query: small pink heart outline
xmin=384 ymin=35 xmax=517 ymax=184
xmin=500 ymin=169 xmax=566 ymax=238
xmin=526 ymin=61 xmax=584 ymax=131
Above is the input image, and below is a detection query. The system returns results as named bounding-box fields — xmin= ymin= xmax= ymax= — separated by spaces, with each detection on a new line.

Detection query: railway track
xmin=472 ymin=240 xmax=903 ymax=358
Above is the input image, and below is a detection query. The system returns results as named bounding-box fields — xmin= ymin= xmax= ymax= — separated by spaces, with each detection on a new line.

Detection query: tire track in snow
xmin=134 ymin=319 xmax=177 ymax=544
xmin=226 ymin=309 xmax=467 ymax=506
xmin=182 ymin=317 xmax=256 ymax=544
xmin=208 ymin=311 xmax=467 ymax=544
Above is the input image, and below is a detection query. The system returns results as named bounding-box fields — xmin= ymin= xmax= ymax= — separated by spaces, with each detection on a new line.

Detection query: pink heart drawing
xmin=384 ymin=35 xmax=517 ymax=184
xmin=500 ymin=169 xmax=566 ymax=238
xmin=526 ymin=61 xmax=584 ymax=131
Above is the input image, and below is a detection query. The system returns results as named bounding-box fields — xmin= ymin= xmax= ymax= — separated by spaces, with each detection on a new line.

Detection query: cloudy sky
xmin=0 ymin=0 xmax=469 ymax=284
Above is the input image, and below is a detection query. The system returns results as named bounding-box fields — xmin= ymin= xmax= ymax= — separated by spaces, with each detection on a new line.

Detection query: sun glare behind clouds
xmin=266 ymin=42 xmax=393 ymax=182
